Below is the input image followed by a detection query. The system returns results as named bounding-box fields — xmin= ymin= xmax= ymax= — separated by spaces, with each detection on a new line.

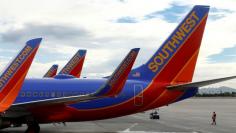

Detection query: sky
xmin=0 ymin=0 xmax=236 ymax=88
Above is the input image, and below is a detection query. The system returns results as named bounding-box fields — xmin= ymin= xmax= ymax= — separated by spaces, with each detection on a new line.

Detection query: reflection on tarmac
xmin=3 ymin=98 xmax=236 ymax=133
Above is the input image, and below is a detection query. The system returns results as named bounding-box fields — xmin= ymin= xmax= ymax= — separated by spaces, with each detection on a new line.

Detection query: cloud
xmin=193 ymin=62 xmax=236 ymax=87
xmin=144 ymin=4 xmax=190 ymax=23
xmin=114 ymin=3 xmax=234 ymax=24
xmin=0 ymin=0 xmax=236 ymax=88
xmin=1 ymin=23 xmax=91 ymax=44
xmin=115 ymin=16 xmax=138 ymax=23
xmin=208 ymin=45 xmax=236 ymax=63
xmin=209 ymin=7 xmax=234 ymax=20
xmin=114 ymin=3 xmax=190 ymax=23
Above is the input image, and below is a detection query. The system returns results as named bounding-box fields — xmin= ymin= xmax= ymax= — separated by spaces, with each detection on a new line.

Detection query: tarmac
xmin=2 ymin=98 xmax=236 ymax=133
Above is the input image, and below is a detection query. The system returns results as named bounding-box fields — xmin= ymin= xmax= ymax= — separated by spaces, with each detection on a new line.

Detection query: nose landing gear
xmin=25 ymin=116 xmax=40 ymax=133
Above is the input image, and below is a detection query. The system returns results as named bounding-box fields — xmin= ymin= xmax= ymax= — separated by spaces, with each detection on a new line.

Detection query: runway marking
xmin=130 ymin=114 xmax=199 ymax=132
xmin=122 ymin=123 xmax=138 ymax=132
xmin=119 ymin=131 xmax=198 ymax=133
xmin=120 ymin=122 xmax=197 ymax=133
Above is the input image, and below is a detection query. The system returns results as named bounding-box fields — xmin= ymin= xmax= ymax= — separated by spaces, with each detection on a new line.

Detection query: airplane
xmin=44 ymin=50 xmax=86 ymax=78
xmin=0 ymin=41 xmax=140 ymax=132
xmin=0 ymin=39 xmax=41 ymax=113
xmin=43 ymin=64 xmax=58 ymax=78
xmin=0 ymin=5 xmax=236 ymax=133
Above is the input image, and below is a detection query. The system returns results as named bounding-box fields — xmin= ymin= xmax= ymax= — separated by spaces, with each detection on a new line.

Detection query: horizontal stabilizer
xmin=167 ymin=75 xmax=236 ymax=91
xmin=0 ymin=38 xmax=42 ymax=112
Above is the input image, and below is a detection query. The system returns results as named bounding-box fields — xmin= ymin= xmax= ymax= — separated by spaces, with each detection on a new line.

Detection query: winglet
xmin=59 ymin=50 xmax=87 ymax=78
xmin=43 ymin=64 xmax=58 ymax=78
xmin=0 ymin=38 xmax=42 ymax=112
xmin=94 ymin=48 xmax=140 ymax=97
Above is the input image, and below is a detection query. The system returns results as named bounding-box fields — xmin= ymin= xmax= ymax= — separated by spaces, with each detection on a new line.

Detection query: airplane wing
xmin=12 ymin=94 xmax=96 ymax=108
xmin=0 ymin=38 xmax=42 ymax=112
xmin=58 ymin=50 xmax=87 ymax=78
xmin=43 ymin=64 xmax=58 ymax=78
xmin=167 ymin=75 xmax=236 ymax=91
xmin=11 ymin=48 xmax=140 ymax=108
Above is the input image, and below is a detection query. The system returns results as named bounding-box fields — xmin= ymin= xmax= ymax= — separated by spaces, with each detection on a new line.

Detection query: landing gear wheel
xmin=25 ymin=122 xmax=40 ymax=133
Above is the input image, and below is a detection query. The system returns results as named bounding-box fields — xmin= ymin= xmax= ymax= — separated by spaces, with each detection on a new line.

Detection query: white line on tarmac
xmin=122 ymin=123 xmax=138 ymax=132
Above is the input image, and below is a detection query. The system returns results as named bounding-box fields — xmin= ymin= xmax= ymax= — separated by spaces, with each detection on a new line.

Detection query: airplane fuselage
xmin=13 ymin=77 xmax=197 ymax=123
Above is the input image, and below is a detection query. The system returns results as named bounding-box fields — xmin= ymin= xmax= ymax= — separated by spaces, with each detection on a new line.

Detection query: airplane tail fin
xmin=43 ymin=64 xmax=58 ymax=78
xmin=0 ymin=38 xmax=42 ymax=112
xmin=129 ymin=5 xmax=209 ymax=84
xmin=94 ymin=48 xmax=140 ymax=97
xmin=59 ymin=50 xmax=86 ymax=78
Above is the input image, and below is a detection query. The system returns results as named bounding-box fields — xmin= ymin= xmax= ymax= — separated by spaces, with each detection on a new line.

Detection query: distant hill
xmin=198 ymin=86 xmax=236 ymax=94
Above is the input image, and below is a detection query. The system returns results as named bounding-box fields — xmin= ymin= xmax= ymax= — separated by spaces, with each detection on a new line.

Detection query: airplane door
xmin=134 ymin=84 xmax=143 ymax=106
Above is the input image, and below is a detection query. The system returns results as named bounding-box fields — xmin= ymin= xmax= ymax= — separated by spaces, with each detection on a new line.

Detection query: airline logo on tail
xmin=60 ymin=54 xmax=82 ymax=74
xmin=95 ymin=48 xmax=140 ymax=97
xmin=109 ymin=50 xmax=138 ymax=87
xmin=0 ymin=38 xmax=41 ymax=112
xmin=0 ymin=45 xmax=33 ymax=90
xmin=148 ymin=11 xmax=200 ymax=73
xmin=44 ymin=65 xmax=58 ymax=78
xmin=59 ymin=50 xmax=86 ymax=77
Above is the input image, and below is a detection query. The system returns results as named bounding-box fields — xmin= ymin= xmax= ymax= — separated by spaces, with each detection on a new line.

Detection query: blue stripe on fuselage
xmin=175 ymin=87 xmax=198 ymax=102
xmin=71 ymin=80 xmax=148 ymax=109
xmin=14 ymin=78 xmax=149 ymax=109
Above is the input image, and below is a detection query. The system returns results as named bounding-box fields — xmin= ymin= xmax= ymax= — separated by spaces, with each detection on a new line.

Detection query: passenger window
xmin=21 ymin=92 xmax=25 ymax=97
xmin=56 ymin=92 xmax=61 ymax=97
xmin=51 ymin=92 xmax=56 ymax=97
xmin=33 ymin=92 xmax=38 ymax=97
xmin=39 ymin=92 xmax=43 ymax=97
xmin=67 ymin=92 xmax=72 ymax=96
xmin=45 ymin=92 xmax=49 ymax=97
xmin=119 ymin=92 xmax=126 ymax=97
xmin=26 ymin=92 xmax=31 ymax=97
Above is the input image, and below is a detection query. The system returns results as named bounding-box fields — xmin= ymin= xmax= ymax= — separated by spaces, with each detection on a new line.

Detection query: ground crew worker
xmin=211 ymin=112 xmax=216 ymax=125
